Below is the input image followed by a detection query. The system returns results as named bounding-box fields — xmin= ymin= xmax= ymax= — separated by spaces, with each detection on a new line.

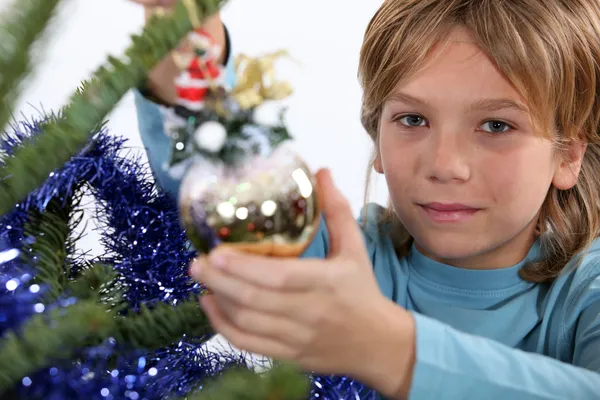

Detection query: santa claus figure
xmin=173 ymin=28 xmax=226 ymax=111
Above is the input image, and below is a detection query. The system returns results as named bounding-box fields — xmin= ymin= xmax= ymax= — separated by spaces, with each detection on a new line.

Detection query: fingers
xmin=200 ymin=295 xmax=300 ymax=358
xmin=202 ymin=248 xmax=323 ymax=291
xmin=191 ymin=256 xmax=310 ymax=314
xmin=316 ymin=169 xmax=366 ymax=258
xmin=204 ymin=294 xmax=311 ymax=345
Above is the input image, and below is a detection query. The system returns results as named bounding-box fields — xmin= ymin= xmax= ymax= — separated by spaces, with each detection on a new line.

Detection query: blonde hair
xmin=358 ymin=0 xmax=600 ymax=283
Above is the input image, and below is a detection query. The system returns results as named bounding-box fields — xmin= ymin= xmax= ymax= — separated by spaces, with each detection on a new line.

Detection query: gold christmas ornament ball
xmin=178 ymin=146 xmax=321 ymax=256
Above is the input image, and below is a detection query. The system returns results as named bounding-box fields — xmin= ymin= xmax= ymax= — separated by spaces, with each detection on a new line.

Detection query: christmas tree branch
xmin=0 ymin=0 xmax=227 ymax=217
xmin=0 ymin=300 xmax=114 ymax=395
xmin=0 ymin=0 xmax=63 ymax=132
xmin=114 ymin=297 xmax=213 ymax=349
xmin=21 ymin=193 xmax=82 ymax=301
xmin=0 ymin=290 xmax=213 ymax=394
xmin=184 ymin=363 xmax=311 ymax=400
xmin=65 ymin=263 xmax=121 ymax=304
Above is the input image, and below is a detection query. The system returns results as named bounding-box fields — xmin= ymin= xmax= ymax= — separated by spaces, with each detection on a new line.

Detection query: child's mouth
xmin=418 ymin=202 xmax=480 ymax=223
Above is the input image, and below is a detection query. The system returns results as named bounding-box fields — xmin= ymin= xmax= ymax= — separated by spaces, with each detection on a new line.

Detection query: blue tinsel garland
xmin=0 ymin=115 xmax=376 ymax=400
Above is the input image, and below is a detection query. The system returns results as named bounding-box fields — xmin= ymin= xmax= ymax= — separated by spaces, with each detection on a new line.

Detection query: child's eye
xmin=480 ymin=120 xmax=512 ymax=134
xmin=396 ymin=115 xmax=428 ymax=127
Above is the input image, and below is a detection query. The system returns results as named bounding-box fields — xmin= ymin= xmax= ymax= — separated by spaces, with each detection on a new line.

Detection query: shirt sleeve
xmin=408 ymin=282 xmax=600 ymax=399
xmin=299 ymin=216 xmax=329 ymax=259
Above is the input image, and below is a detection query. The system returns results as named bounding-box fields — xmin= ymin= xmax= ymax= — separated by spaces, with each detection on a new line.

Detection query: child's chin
xmin=413 ymin=233 xmax=494 ymax=264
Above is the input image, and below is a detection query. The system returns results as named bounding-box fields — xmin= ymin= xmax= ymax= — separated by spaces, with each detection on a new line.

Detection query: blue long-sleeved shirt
xmin=133 ymin=33 xmax=600 ymax=400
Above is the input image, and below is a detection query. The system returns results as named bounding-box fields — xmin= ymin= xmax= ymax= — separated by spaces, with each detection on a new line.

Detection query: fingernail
xmin=317 ymin=168 xmax=333 ymax=186
xmin=189 ymin=257 xmax=204 ymax=278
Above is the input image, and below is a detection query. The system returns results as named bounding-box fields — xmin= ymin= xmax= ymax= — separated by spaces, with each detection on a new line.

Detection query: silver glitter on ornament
xmin=178 ymin=144 xmax=321 ymax=256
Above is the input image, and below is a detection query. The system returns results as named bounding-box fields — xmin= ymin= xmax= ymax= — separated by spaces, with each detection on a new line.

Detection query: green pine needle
xmin=114 ymin=297 xmax=213 ymax=349
xmin=184 ymin=363 xmax=311 ymax=400
xmin=0 ymin=0 xmax=63 ymax=132
xmin=0 ymin=300 xmax=114 ymax=395
xmin=65 ymin=263 xmax=121 ymax=304
xmin=0 ymin=293 xmax=214 ymax=394
xmin=21 ymin=193 xmax=82 ymax=301
xmin=0 ymin=0 xmax=227 ymax=217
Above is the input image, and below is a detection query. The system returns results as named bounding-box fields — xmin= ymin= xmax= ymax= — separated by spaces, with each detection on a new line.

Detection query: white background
xmin=5 ymin=0 xmax=389 ymax=257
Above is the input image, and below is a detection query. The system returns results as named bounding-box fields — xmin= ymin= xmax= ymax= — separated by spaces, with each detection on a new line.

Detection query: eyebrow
xmin=386 ymin=92 xmax=529 ymax=113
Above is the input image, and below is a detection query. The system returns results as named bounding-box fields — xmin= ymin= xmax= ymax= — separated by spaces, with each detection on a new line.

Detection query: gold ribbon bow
xmin=231 ymin=50 xmax=294 ymax=109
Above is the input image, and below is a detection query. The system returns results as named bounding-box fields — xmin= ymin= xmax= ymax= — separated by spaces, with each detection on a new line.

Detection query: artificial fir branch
xmin=0 ymin=0 xmax=227 ymax=217
xmin=0 ymin=300 xmax=114 ymax=395
xmin=114 ymin=297 xmax=213 ymax=349
xmin=184 ymin=363 xmax=311 ymax=400
xmin=65 ymin=262 xmax=120 ymax=303
xmin=0 ymin=0 xmax=63 ymax=132
xmin=0 ymin=287 xmax=213 ymax=395
xmin=21 ymin=194 xmax=81 ymax=301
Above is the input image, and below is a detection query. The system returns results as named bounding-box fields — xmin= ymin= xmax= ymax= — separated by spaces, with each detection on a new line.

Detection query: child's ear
xmin=373 ymin=151 xmax=384 ymax=174
xmin=552 ymin=138 xmax=587 ymax=190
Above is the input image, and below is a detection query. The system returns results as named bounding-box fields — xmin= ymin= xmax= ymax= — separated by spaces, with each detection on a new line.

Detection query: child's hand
xmin=189 ymin=169 xmax=414 ymax=393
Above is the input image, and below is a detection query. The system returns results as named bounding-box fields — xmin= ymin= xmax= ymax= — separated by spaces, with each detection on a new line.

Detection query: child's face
xmin=375 ymin=27 xmax=582 ymax=269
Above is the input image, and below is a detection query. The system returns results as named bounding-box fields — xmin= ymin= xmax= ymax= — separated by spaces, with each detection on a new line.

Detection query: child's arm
xmin=394 ymin=285 xmax=600 ymax=399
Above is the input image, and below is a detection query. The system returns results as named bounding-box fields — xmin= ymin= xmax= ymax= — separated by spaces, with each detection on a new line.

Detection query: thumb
xmin=316 ymin=169 xmax=367 ymax=259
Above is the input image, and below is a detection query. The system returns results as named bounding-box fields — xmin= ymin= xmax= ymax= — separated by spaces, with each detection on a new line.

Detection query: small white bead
xmin=252 ymin=101 xmax=284 ymax=127
xmin=194 ymin=121 xmax=228 ymax=153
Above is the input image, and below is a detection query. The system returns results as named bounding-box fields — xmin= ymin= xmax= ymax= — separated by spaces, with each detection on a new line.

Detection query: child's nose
xmin=424 ymin=131 xmax=471 ymax=184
